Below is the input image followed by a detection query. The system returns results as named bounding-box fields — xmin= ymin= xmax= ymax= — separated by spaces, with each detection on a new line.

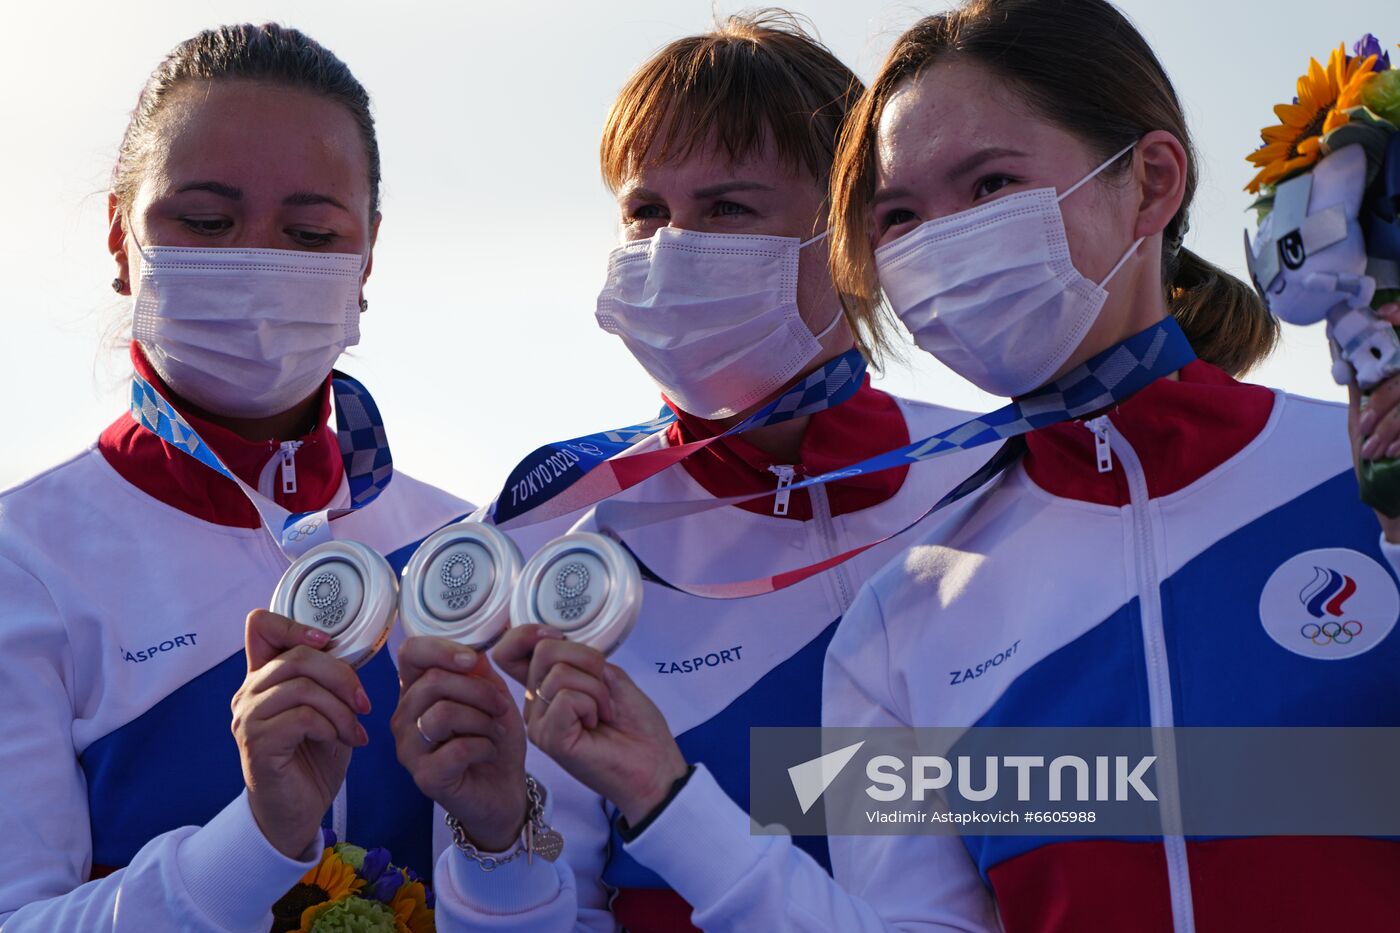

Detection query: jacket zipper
xmin=1092 ymin=418 xmax=1196 ymax=933
xmin=807 ymin=481 xmax=857 ymax=612
xmin=279 ymin=441 xmax=303 ymax=495
xmin=768 ymin=464 xmax=798 ymax=516
xmin=255 ymin=440 xmax=305 ymax=499
xmin=1085 ymin=415 xmax=1114 ymax=473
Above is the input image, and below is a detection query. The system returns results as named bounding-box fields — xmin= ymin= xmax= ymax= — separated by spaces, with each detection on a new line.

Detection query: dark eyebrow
xmin=872 ymin=185 xmax=912 ymax=207
xmin=945 ymin=147 xmax=1028 ymax=182
xmin=692 ymin=180 xmax=775 ymax=199
xmin=619 ymin=185 xmax=664 ymax=203
xmin=176 ymin=181 xmax=241 ymax=199
xmin=283 ymin=191 xmax=351 ymax=213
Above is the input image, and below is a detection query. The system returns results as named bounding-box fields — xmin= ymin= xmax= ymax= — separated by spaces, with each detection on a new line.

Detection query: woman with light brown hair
xmin=820 ymin=0 xmax=1400 ymax=930
xmin=395 ymin=11 xmax=993 ymax=932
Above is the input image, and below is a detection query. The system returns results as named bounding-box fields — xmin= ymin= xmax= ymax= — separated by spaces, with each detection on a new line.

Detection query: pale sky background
xmin=1 ymin=1 xmax=1390 ymax=504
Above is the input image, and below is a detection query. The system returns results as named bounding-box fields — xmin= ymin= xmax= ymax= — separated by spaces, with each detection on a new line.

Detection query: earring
xmin=111 ymin=278 xmax=126 ymax=294
xmin=359 ymin=298 xmax=369 ymax=313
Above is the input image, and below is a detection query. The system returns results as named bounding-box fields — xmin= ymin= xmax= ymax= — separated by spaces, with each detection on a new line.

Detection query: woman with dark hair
xmin=821 ymin=0 xmax=1400 ymax=930
xmin=0 ymin=23 xmax=468 ymax=930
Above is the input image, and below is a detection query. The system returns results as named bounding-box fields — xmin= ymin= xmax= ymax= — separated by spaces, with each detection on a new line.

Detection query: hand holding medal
xmin=232 ymin=606 xmax=374 ymax=860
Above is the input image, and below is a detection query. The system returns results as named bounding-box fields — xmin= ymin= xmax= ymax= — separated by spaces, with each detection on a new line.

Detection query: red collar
xmin=662 ymin=375 xmax=910 ymax=520
xmin=97 ymin=343 xmax=345 ymax=528
xmin=1022 ymin=359 xmax=1276 ymax=506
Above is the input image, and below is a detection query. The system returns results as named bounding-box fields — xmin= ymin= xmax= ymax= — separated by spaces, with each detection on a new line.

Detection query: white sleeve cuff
xmin=176 ymin=791 xmax=319 ymax=931
xmin=439 ymin=839 xmax=568 ymax=915
xmin=1380 ymin=531 xmax=1400 ymax=580
xmin=622 ymin=763 xmax=774 ymax=912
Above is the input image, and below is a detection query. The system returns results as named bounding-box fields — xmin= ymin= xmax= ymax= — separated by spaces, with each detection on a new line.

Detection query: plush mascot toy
xmin=1246 ymin=36 xmax=1400 ymax=514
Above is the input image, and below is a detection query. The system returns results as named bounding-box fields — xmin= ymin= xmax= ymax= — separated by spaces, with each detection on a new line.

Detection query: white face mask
xmin=131 ymin=244 xmax=364 ymax=418
xmin=875 ymin=142 xmax=1146 ymax=397
xmin=595 ymin=226 xmax=841 ymax=419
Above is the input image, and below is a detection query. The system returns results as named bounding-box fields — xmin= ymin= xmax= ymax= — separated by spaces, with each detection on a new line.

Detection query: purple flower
xmin=1355 ymin=34 xmax=1391 ymax=70
xmin=320 ymin=826 xmax=337 ymax=849
xmin=367 ymin=868 xmax=404 ymax=903
xmin=358 ymin=847 xmax=391 ymax=884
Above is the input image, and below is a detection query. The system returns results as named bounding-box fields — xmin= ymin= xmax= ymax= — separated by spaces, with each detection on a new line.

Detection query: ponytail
xmin=1164 ymin=241 xmax=1279 ymax=377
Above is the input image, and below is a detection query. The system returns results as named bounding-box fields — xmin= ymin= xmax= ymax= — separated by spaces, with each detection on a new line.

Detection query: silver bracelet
xmin=445 ymin=775 xmax=564 ymax=871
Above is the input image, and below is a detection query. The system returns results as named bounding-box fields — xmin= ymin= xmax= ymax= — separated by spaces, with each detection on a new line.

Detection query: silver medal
xmin=399 ymin=520 xmax=523 ymax=647
xmin=270 ymin=539 xmax=398 ymax=669
xmin=510 ymin=531 xmax=642 ymax=655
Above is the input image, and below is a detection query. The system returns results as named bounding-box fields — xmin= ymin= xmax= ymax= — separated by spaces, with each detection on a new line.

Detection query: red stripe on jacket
xmin=987 ymin=836 xmax=1400 ymax=933
xmin=1022 ymin=360 xmax=1275 ymax=507
xmin=97 ymin=343 xmax=344 ymax=527
xmin=663 ymin=375 xmax=910 ymax=520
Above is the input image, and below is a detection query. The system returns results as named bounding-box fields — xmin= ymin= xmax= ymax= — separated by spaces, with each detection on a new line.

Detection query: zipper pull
xmin=279 ymin=440 xmax=303 ymax=495
xmin=768 ymin=464 xmax=797 ymax=516
xmin=1085 ymin=417 xmax=1113 ymax=473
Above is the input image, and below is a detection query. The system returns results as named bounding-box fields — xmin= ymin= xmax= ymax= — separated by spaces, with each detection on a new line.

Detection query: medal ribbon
xmin=585 ymin=317 xmax=1196 ymax=598
xmin=129 ymin=370 xmax=394 ymax=558
xmin=490 ymin=349 xmax=868 ymax=527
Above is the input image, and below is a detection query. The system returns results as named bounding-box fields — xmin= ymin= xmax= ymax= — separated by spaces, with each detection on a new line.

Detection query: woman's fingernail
xmin=304 ymin=629 xmax=330 ymax=646
xmin=1360 ymin=410 xmax=1377 ymax=433
xmin=354 ymin=688 xmax=371 ymax=714
xmin=1386 ymin=441 xmax=1400 ymax=460
xmin=356 ymin=724 xmax=369 ymax=746
xmin=1363 ymin=436 xmax=1383 ymax=459
xmin=454 ymin=650 xmax=477 ymax=669
xmin=538 ymin=627 xmax=566 ymax=640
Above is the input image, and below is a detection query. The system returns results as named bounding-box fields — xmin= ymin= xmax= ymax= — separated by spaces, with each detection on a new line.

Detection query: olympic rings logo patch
xmin=1300 ymin=619 xmax=1364 ymax=645
xmin=1259 ymin=549 xmax=1398 ymax=661
xmin=286 ymin=519 xmax=323 ymax=542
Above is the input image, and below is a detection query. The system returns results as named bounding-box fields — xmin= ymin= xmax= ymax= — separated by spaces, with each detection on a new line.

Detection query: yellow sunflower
xmin=388 ymin=874 xmax=435 ymax=933
xmin=289 ymin=848 xmax=367 ymax=933
xmin=1246 ymin=43 xmax=1379 ymax=193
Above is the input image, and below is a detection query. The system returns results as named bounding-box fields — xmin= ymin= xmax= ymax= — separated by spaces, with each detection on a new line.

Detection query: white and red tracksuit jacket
xmin=0 ymin=346 xmax=469 ymax=931
xmin=822 ymin=360 xmax=1400 ymax=932
xmin=432 ymin=379 xmax=989 ymax=932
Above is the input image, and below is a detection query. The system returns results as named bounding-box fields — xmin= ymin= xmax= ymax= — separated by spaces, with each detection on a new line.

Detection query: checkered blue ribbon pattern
xmin=589 ymin=316 xmax=1197 ymax=598
xmin=490 ymin=348 xmax=867 ymax=527
xmin=129 ymin=370 xmax=393 ymax=557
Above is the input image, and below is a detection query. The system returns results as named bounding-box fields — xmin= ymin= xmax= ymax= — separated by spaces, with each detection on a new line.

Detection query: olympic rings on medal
xmin=1300 ymin=619 xmax=1363 ymax=645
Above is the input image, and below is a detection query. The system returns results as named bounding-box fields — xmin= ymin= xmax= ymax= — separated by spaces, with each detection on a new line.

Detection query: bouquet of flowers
xmin=270 ymin=829 xmax=434 ymax=933
xmin=1244 ymin=35 xmax=1400 ymax=514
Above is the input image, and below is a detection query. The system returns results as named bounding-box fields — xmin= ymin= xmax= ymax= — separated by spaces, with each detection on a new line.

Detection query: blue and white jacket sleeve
xmin=821 ymin=585 xmax=1001 ymax=933
xmin=431 ymin=746 xmax=610 ymax=931
xmin=0 ymin=556 xmax=318 ymax=932
xmin=582 ymin=587 xmax=987 ymax=932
